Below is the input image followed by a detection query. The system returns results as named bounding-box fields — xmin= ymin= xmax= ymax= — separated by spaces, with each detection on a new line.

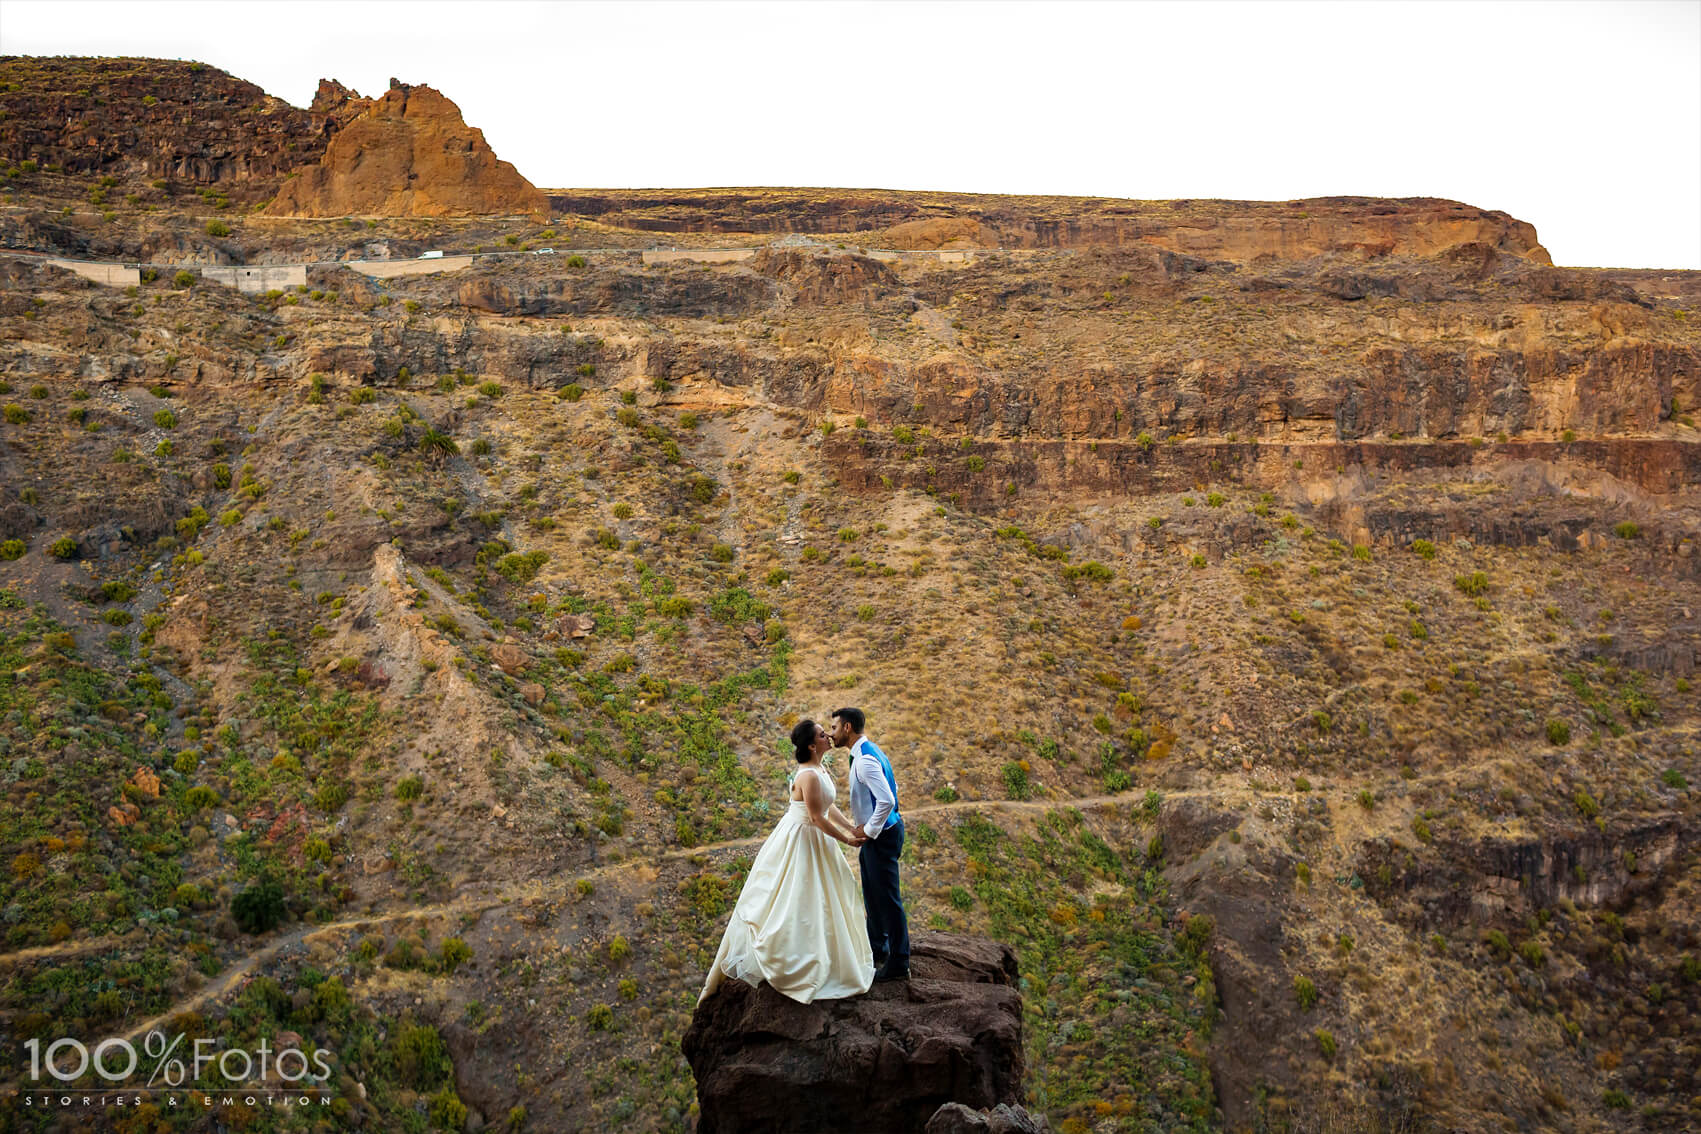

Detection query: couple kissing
xmin=698 ymin=707 xmax=911 ymax=1004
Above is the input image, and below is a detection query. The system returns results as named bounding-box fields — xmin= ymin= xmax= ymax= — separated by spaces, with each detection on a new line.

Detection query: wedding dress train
xmin=699 ymin=766 xmax=875 ymax=1004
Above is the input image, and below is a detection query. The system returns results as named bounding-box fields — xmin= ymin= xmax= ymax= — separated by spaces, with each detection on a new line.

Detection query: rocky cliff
xmin=545 ymin=188 xmax=1552 ymax=261
xmin=264 ymin=80 xmax=548 ymax=219
xmin=0 ymin=56 xmax=325 ymax=202
xmin=684 ymin=934 xmax=1029 ymax=1134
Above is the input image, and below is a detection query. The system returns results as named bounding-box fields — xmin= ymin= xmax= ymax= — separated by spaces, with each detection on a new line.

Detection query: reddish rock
xmin=520 ymin=682 xmax=544 ymax=706
xmin=683 ymin=932 xmax=1027 ymax=1134
xmin=555 ymin=613 xmax=596 ymax=639
xmin=266 ymin=81 xmax=548 ymax=219
xmin=0 ymin=57 xmax=325 ymax=202
xmin=492 ymin=642 xmax=528 ymax=675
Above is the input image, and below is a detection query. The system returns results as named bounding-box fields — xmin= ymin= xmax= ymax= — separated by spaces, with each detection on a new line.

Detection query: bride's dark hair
xmin=789 ymin=719 xmax=817 ymax=764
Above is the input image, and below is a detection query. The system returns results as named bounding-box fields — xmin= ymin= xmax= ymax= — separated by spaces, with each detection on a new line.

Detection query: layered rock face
xmin=0 ymin=57 xmax=325 ymax=200
xmin=265 ymin=80 xmax=548 ymax=219
xmin=683 ymin=933 xmax=1028 ymax=1134
xmin=544 ymin=188 xmax=1551 ymax=260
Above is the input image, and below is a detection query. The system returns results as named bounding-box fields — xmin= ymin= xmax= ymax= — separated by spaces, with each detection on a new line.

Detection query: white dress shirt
xmin=848 ymin=735 xmax=897 ymax=840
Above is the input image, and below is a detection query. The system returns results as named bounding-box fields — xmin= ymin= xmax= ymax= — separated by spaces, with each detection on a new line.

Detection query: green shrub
xmin=934 ymin=784 xmax=959 ymax=803
xmin=436 ymin=937 xmax=472 ymax=974
xmin=392 ymin=1024 xmax=451 ymax=1090
xmin=418 ymin=428 xmax=459 ymax=462
xmin=586 ymin=1003 xmax=613 ymax=1030
xmin=1293 ymin=975 xmax=1318 ymax=1010
xmin=1453 ymin=571 xmax=1489 ymax=597
xmin=49 ymin=536 xmax=79 ymax=559
xmin=1410 ymin=539 xmax=1436 ymax=560
xmin=231 ymin=878 xmax=286 ymax=934
xmin=1614 ymin=521 xmax=1641 ymax=540
xmin=1062 ymin=561 xmax=1114 ymax=583
xmin=396 ymin=775 xmax=424 ymax=801
xmin=173 ymin=270 xmax=195 ymax=288
xmin=1315 ymin=1030 xmax=1336 ymax=1059
xmin=2 ymin=403 xmax=28 ymax=424
xmin=559 ymin=382 xmax=585 ymax=401
xmin=153 ymin=408 xmax=177 ymax=429
xmin=709 ymin=587 xmax=768 ymax=624
xmin=0 ymin=539 xmax=24 ymax=560
xmin=1546 ymin=719 xmax=1571 ymax=745
xmin=1001 ymin=761 xmax=1031 ymax=800
xmin=205 ymin=220 xmax=230 ymax=237
xmin=182 ymin=785 xmax=218 ymax=809
xmin=429 ymin=1088 xmax=467 ymax=1131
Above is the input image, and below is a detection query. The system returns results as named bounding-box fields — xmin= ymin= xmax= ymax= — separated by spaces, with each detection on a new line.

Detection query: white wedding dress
xmin=699 ymin=765 xmax=876 ymax=1004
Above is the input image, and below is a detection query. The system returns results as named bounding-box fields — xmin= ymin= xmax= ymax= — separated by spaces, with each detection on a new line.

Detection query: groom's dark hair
xmin=831 ymin=707 xmax=865 ymax=734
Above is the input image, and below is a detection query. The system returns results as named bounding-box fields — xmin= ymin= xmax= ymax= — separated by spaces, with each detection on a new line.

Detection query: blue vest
xmin=860 ymin=738 xmax=900 ymax=822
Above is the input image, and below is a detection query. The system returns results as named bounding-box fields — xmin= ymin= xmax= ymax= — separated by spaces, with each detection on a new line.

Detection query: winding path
xmin=6 ymin=787 xmax=1162 ymax=1048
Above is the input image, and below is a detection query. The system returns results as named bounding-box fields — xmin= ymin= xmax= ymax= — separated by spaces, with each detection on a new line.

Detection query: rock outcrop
xmin=926 ymin=1102 xmax=1053 ymax=1133
xmin=683 ymin=933 xmax=1027 ymax=1134
xmin=266 ymin=80 xmax=548 ymax=219
xmin=0 ymin=57 xmax=325 ymax=201
xmin=542 ymin=188 xmax=1552 ymax=261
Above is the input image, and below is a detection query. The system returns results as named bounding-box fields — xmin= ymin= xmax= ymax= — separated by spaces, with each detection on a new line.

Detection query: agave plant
xmin=418 ymin=427 xmax=459 ymax=465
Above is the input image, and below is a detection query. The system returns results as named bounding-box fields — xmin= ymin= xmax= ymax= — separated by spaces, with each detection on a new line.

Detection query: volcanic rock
xmin=266 ymin=81 xmax=548 ymax=219
xmin=683 ymin=932 xmax=1027 ymax=1134
xmin=926 ymin=1102 xmax=1053 ymax=1134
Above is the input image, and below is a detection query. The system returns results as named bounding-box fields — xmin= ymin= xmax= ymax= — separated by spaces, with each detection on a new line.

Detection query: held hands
xmin=846 ymin=828 xmax=870 ymax=847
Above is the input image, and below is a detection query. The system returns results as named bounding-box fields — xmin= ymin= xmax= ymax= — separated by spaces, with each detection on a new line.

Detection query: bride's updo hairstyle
xmin=789 ymin=720 xmax=817 ymax=763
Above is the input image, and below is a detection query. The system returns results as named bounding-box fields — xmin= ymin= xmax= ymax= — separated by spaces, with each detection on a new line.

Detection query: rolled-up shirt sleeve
xmin=858 ymin=747 xmax=895 ymax=839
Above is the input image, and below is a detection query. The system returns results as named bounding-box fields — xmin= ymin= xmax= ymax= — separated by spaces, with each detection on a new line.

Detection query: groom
xmin=832 ymin=706 xmax=910 ymax=982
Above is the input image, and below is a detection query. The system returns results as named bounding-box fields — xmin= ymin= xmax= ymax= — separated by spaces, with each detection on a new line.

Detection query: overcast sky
xmin=2 ymin=0 xmax=1697 ymax=268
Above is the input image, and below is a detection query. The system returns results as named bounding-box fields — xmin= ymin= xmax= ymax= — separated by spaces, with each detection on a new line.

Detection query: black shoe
xmin=871 ymin=954 xmax=888 ymax=970
xmin=874 ymin=961 xmax=910 ymax=982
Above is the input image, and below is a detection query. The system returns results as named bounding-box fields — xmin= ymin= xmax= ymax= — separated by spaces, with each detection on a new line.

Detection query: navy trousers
xmin=858 ymin=817 xmax=909 ymax=965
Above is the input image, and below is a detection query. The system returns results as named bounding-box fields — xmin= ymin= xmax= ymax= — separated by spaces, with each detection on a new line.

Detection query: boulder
xmin=555 ymin=613 xmax=596 ymax=639
xmin=129 ymin=766 xmax=161 ymax=798
xmin=926 ymin=1102 xmax=1052 ymax=1134
xmin=684 ymin=932 xmax=1027 ymax=1134
xmin=491 ymin=642 xmax=528 ymax=675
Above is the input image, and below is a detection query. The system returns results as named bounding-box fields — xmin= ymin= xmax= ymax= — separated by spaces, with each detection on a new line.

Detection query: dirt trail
xmin=15 ymin=784 xmax=1231 ymax=1048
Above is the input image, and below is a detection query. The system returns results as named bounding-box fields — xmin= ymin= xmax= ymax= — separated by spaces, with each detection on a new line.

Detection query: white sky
xmin=2 ymin=0 xmax=1697 ymax=269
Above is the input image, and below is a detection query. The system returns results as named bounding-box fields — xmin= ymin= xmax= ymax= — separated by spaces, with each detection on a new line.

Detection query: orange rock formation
xmin=266 ymin=80 xmax=547 ymax=219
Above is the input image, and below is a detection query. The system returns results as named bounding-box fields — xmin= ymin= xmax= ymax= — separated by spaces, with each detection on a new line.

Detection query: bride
xmin=698 ymin=719 xmax=876 ymax=1004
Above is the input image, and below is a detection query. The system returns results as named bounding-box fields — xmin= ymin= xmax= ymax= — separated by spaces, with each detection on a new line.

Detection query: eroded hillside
xmin=1 ymin=57 xmax=1699 ymax=1134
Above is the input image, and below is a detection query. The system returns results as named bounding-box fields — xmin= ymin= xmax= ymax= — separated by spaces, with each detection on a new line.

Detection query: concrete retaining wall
xmin=200 ymin=264 xmax=308 ymax=294
xmin=46 ymin=258 xmax=139 ymax=286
